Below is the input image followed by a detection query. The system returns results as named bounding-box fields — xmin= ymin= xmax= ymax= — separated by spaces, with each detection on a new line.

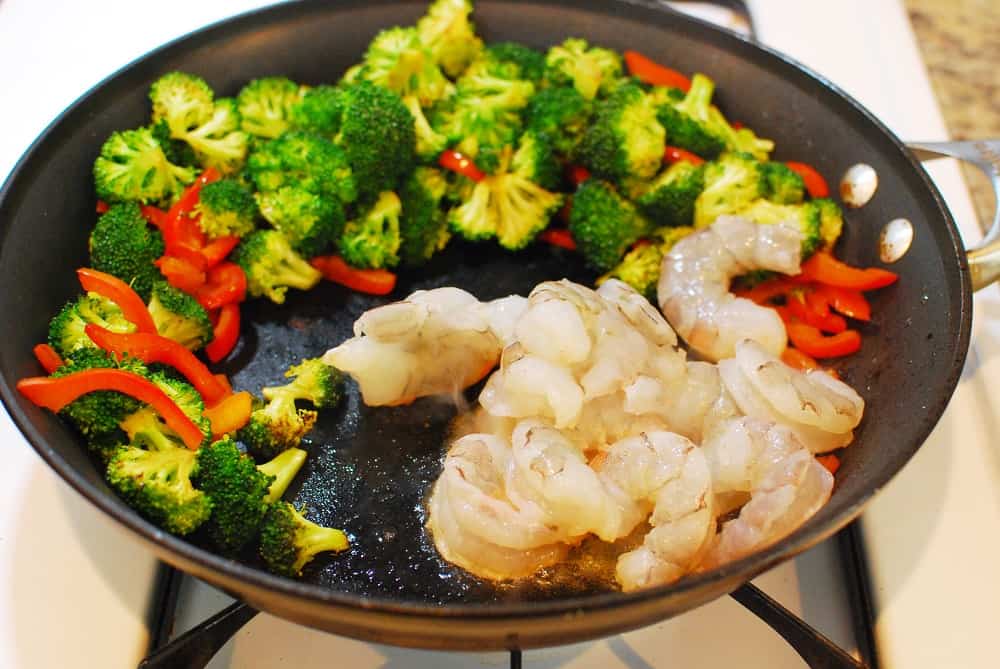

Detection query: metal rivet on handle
xmin=879 ymin=218 xmax=914 ymax=263
xmin=840 ymin=164 xmax=878 ymax=208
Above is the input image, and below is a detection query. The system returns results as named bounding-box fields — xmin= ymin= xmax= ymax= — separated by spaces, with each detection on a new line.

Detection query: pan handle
xmin=907 ymin=139 xmax=1000 ymax=291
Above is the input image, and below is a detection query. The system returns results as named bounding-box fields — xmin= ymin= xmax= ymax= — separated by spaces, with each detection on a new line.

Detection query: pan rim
xmin=0 ymin=0 xmax=973 ymax=624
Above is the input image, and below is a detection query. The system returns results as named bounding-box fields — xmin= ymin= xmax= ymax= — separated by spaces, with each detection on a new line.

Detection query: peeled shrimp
xmin=699 ymin=417 xmax=833 ymax=568
xmin=657 ymin=216 xmax=803 ymax=362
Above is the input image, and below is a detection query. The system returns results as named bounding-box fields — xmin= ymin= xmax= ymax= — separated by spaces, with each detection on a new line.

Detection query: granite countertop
xmin=904 ymin=0 xmax=999 ymax=232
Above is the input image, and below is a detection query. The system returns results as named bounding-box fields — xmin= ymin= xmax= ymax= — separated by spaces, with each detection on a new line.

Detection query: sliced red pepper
xmin=664 ymin=146 xmax=705 ymax=166
xmin=96 ymin=200 xmax=110 ymax=214
xmin=797 ymin=251 xmax=899 ymax=290
xmin=815 ymin=284 xmax=871 ymax=321
xmin=538 ymin=228 xmax=577 ymax=251
xmin=310 ymin=255 xmax=397 ymax=295
xmin=204 ymin=390 xmax=253 ymax=438
xmin=731 ymin=120 xmax=744 ymax=130
xmin=733 ymin=276 xmax=797 ymax=305
xmin=785 ymin=320 xmax=862 ymax=359
xmin=214 ymin=373 xmax=232 ymax=395
xmin=155 ymin=255 xmax=207 ymax=293
xmin=784 ymin=161 xmax=830 ymax=198
xmin=84 ymin=324 xmax=230 ymax=407
xmin=780 ymin=346 xmax=820 ymax=372
xmin=786 ymin=291 xmax=847 ymax=334
xmin=817 ymin=454 xmax=841 ymax=475
xmin=139 ymin=205 xmax=168 ymax=232
xmin=438 ymin=150 xmax=486 ymax=182
xmin=205 ymin=303 xmax=240 ymax=363
xmin=199 ymin=235 xmax=241 ymax=268
xmin=77 ymin=268 xmax=157 ymax=334
xmin=195 ymin=262 xmax=247 ymax=311
xmin=622 ymin=50 xmax=692 ymax=91
xmin=17 ymin=369 xmax=205 ymax=449
xmin=567 ymin=165 xmax=591 ymax=186
xmin=33 ymin=344 xmax=64 ymax=374
xmin=162 ymin=167 xmax=220 ymax=254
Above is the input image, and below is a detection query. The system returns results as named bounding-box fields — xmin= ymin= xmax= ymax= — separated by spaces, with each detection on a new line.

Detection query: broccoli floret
xmin=524 ymin=86 xmax=593 ymax=156
xmin=544 ymin=38 xmax=623 ymax=100
xmin=336 ymin=82 xmax=417 ymax=201
xmin=568 ymin=179 xmax=651 ymax=271
xmin=398 ymin=167 xmax=451 ymax=266
xmin=708 ymin=106 xmax=774 ymax=161
xmin=483 ymin=42 xmax=547 ymax=83
xmin=289 ymin=85 xmax=346 ymax=137
xmin=89 ymin=202 xmax=166 ymax=300
xmin=48 ymin=293 xmax=136 ymax=357
xmin=151 ymin=119 xmax=199 ymax=168
xmin=574 ymin=82 xmax=665 ymax=183
xmin=53 ymin=348 xmax=147 ymax=441
xmin=693 ymin=152 xmax=765 ymax=228
xmin=258 ymin=501 xmax=349 ymax=577
xmin=106 ymin=443 xmax=211 ymax=535
xmin=510 ymin=130 xmax=561 ymax=191
xmin=147 ymin=280 xmax=214 ymax=350
xmin=247 ymin=130 xmax=357 ymax=204
xmin=93 ymin=127 xmax=196 ymax=205
xmin=735 ymin=198 xmax=822 ymax=258
xmin=648 ymin=85 xmax=686 ymax=106
xmin=183 ymin=98 xmax=250 ymax=175
xmin=416 ymin=0 xmax=484 ymax=78
xmin=192 ymin=436 xmax=307 ymax=555
xmin=119 ymin=372 xmax=211 ymax=448
xmin=813 ymin=197 xmax=844 ymax=250
xmin=654 ymin=73 xmax=727 ymax=160
xmin=238 ymin=394 xmax=318 ymax=462
xmin=195 ymin=178 xmax=258 ymax=239
xmin=338 ymin=191 xmax=403 ymax=269
xmin=403 ymin=95 xmax=448 ymax=162
xmin=761 ymin=161 xmax=806 ymax=205
xmin=236 ymin=77 xmax=304 ymax=139
xmin=636 ymin=160 xmax=705 ymax=227
xmin=359 ymin=27 xmax=454 ymax=107
xmin=262 ymin=357 xmax=345 ymax=410
xmin=232 ymin=229 xmax=322 ymax=304
xmin=256 ymin=186 xmax=345 ymax=259
xmin=149 ymin=72 xmax=216 ymax=138
xmin=597 ymin=226 xmax=693 ymax=301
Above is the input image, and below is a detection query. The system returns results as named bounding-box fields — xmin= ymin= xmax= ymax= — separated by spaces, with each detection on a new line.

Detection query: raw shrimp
xmin=699 ymin=417 xmax=833 ymax=568
xmin=657 ymin=216 xmax=803 ymax=362
xmin=323 ymin=288 xmax=525 ymax=406
xmin=719 ymin=339 xmax=864 ymax=453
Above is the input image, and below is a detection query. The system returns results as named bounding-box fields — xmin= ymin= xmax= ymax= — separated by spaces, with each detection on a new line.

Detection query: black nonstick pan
xmin=0 ymin=0 xmax=987 ymax=652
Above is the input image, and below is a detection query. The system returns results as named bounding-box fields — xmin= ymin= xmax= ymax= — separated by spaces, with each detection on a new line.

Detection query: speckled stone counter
xmin=904 ymin=0 xmax=999 ymax=231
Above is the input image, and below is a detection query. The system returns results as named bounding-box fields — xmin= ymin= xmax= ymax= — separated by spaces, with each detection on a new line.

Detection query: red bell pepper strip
xmin=96 ymin=200 xmax=110 ymax=214
xmin=214 ymin=373 xmax=232 ymax=395
xmin=17 ymin=369 xmax=205 ymax=449
xmin=622 ymin=50 xmax=692 ymax=91
xmin=77 ymin=268 xmax=158 ymax=334
xmin=784 ymin=161 xmax=830 ymax=198
xmin=734 ymin=277 xmax=797 ymax=305
xmin=664 ymin=146 xmax=705 ymax=166
xmin=796 ymin=251 xmax=899 ymax=290
xmin=787 ymin=291 xmax=847 ymax=334
xmin=567 ymin=165 xmax=591 ymax=186
xmin=204 ymin=390 xmax=253 ymax=438
xmin=195 ymin=262 xmax=247 ymax=311
xmin=84 ymin=324 xmax=229 ymax=407
xmin=155 ymin=255 xmax=207 ymax=293
xmin=205 ymin=303 xmax=240 ymax=363
xmin=785 ymin=320 xmax=862 ymax=359
xmin=310 ymin=255 xmax=397 ymax=295
xmin=139 ymin=205 xmax=168 ymax=231
xmin=816 ymin=454 xmax=841 ymax=475
xmin=780 ymin=346 xmax=820 ymax=372
xmin=538 ymin=228 xmax=577 ymax=251
xmin=815 ymin=284 xmax=871 ymax=321
xmin=438 ymin=150 xmax=486 ymax=182
xmin=200 ymin=235 xmax=241 ymax=268
xmin=33 ymin=344 xmax=64 ymax=374
xmin=162 ymin=168 xmax=220 ymax=254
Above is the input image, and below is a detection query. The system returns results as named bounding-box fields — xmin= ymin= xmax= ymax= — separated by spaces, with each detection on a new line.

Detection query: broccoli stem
xmin=259 ymin=447 xmax=307 ymax=503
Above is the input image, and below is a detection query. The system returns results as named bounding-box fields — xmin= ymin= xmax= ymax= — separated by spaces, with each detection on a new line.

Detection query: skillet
xmin=0 ymin=0 xmax=988 ymax=651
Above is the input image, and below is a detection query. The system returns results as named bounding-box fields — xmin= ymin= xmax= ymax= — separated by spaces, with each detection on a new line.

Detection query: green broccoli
xmin=48 ymin=293 xmax=136 ymax=357
xmin=258 ymin=501 xmax=349 ymax=577
xmin=231 ymin=229 xmax=322 ymax=305
xmin=338 ymin=191 xmax=403 ymax=269
xmin=119 ymin=372 xmax=211 ymax=448
xmin=151 ymin=119 xmax=199 ymax=168
xmin=192 ymin=436 xmax=307 ymax=555
xmin=359 ymin=27 xmax=453 ymax=106
xmin=544 ymin=38 xmax=623 ymax=100
xmin=574 ymin=82 xmax=665 ymax=183
xmin=183 ymin=98 xmax=250 ymax=175
xmin=147 ymin=280 xmax=214 ymax=351
xmin=735 ymin=198 xmax=822 ymax=258
xmin=236 ymin=76 xmax=304 ymax=139
xmin=416 ymin=0 xmax=485 ymax=78
xmin=289 ymin=85 xmax=346 ymax=137
xmin=708 ymin=105 xmax=774 ymax=160
xmin=89 ymin=202 xmax=166 ymax=300
xmin=52 ymin=348 xmax=147 ymax=441
xmin=93 ymin=126 xmax=196 ymax=205
xmin=813 ymin=197 xmax=844 ymax=250
xmin=568 ymin=179 xmax=652 ymax=271
xmin=238 ymin=395 xmax=318 ymax=462
xmin=106 ymin=442 xmax=211 ymax=536
xmin=524 ymin=85 xmax=593 ymax=157
xmin=335 ymin=82 xmax=416 ymax=201
xmin=597 ymin=226 xmax=693 ymax=301
xmin=398 ymin=167 xmax=451 ymax=266
xmin=510 ymin=129 xmax=561 ymax=191
xmin=636 ymin=160 xmax=705 ymax=227
xmin=403 ymin=96 xmax=448 ymax=162
xmin=693 ymin=152 xmax=765 ymax=228
xmin=149 ymin=72 xmax=216 ymax=138
xmin=761 ymin=161 xmax=806 ymax=205
xmin=262 ymin=357 xmax=345 ymax=410
xmin=482 ymin=42 xmax=547 ymax=83
xmin=195 ymin=178 xmax=258 ymax=239
xmin=654 ymin=72 xmax=727 ymax=160
xmin=256 ymin=186 xmax=345 ymax=259
xmin=246 ymin=130 xmax=357 ymax=204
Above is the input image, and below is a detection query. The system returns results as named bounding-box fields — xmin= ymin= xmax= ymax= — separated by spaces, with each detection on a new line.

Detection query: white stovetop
xmin=1 ymin=1 xmax=998 ymax=667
